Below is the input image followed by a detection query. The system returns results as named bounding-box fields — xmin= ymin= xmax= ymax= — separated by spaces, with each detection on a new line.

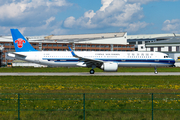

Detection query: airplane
xmin=7 ymin=29 xmax=175 ymax=74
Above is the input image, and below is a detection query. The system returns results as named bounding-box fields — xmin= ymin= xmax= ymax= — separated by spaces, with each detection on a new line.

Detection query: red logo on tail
xmin=15 ymin=38 xmax=26 ymax=48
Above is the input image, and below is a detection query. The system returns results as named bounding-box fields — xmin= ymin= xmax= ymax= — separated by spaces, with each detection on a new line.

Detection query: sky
xmin=0 ymin=0 xmax=180 ymax=36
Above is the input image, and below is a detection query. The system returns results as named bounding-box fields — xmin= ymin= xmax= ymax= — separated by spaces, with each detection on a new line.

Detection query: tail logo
xmin=15 ymin=38 xmax=26 ymax=48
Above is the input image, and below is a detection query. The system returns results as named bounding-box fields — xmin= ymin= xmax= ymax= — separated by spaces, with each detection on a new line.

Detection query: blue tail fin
xmin=11 ymin=29 xmax=37 ymax=52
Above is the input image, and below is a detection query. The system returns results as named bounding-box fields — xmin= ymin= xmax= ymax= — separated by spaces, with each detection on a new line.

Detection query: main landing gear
xmin=90 ymin=69 xmax=95 ymax=74
xmin=154 ymin=67 xmax=158 ymax=74
xmin=89 ymin=65 xmax=96 ymax=74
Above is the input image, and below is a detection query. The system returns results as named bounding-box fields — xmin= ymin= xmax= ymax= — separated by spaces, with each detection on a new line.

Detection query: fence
xmin=0 ymin=93 xmax=180 ymax=120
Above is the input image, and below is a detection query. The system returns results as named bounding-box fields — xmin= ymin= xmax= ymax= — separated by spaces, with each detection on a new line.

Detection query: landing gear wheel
xmin=90 ymin=69 xmax=95 ymax=74
xmin=154 ymin=67 xmax=158 ymax=74
xmin=154 ymin=71 xmax=158 ymax=74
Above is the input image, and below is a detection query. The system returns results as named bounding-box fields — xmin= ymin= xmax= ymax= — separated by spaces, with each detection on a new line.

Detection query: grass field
xmin=0 ymin=66 xmax=180 ymax=72
xmin=1 ymin=76 xmax=180 ymax=93
xmin=0 ymin=76 xmax=180 ymax=119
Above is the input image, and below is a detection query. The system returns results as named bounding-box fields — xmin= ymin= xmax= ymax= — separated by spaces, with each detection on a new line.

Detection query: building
xmin=127 ymin=33 xmax=180 ymax=51
xmin=127 ymin=33 xmax=180 ymax=60
xmin=145 ymin=37 xmax=180 ymax=60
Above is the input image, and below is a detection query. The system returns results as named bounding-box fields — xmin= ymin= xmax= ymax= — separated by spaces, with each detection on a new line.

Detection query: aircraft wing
xmin=68 ymin=47 xmax=103 ymax=67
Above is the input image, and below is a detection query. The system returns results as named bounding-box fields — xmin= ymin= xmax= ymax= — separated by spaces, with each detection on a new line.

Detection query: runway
xmin=0 ymin=72 xmax=180 ymax=76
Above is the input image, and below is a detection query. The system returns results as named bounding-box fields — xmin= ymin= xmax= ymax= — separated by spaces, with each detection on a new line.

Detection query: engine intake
xmin=101 ymin=62 xmax=118 ymax=72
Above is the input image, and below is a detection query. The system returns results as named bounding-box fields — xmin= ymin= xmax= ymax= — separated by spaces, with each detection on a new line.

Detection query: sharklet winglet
xmin=68 ymin=47 xmax=76 ymax=57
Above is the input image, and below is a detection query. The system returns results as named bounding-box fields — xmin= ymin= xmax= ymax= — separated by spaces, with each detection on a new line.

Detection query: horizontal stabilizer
xmin=12 ymin=52 xmax=27 ymax=57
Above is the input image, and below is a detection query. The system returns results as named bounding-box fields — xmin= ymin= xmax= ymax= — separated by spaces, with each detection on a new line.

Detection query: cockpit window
xmin=164 ymin=56 xmax=169 ymax=58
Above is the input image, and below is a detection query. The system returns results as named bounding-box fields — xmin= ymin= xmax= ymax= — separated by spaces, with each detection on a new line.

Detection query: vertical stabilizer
xmin=10 ymin=29 xmax=37 ymax=52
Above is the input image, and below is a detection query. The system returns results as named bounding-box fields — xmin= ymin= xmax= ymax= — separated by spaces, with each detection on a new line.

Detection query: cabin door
xmin=34 ymin=54 xmax=39 ymax=63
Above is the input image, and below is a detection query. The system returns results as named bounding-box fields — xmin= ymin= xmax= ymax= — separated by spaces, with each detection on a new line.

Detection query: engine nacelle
xmin=101 ymin=62 xmax=118 ymax=72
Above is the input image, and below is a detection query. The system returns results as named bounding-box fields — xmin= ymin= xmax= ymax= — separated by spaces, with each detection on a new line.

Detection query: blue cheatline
xmin=42 ymin=58 xmax=174 ymax=64
xmin=10 ymin=29 xmax=37 ymax=52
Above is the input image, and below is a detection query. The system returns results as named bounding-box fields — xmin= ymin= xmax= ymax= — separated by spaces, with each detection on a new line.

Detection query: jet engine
xmin=101 ymin=62 xmax=118 ymax=72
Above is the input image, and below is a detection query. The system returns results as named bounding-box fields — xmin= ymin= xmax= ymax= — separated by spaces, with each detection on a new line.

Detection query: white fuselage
xmin=9 ymin=51 xmax=175 ymax=67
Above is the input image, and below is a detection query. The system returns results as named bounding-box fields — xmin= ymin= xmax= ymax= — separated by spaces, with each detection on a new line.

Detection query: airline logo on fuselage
xmin=15 ymin=38 xmax=26 ymax=48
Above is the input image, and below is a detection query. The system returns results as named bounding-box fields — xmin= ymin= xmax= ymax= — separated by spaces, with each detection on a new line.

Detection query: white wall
xmin=138 ymin=44 xmax=146 ymax=51
xmin=12 ymin=63 xmax=47 ymax=67
xmin=79 ymin=37 xmax=127 ymax=45
xmin=146 ymin=46 xmax=178 ymax=52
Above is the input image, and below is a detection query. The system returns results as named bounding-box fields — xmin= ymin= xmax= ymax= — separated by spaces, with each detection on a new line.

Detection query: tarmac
xmin=0 ymin=72 xmax=180 ymax=76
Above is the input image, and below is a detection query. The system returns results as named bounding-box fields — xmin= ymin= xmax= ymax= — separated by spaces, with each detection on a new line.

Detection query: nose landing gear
xmin=154 ymin=67 xmax=158 ymax=74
